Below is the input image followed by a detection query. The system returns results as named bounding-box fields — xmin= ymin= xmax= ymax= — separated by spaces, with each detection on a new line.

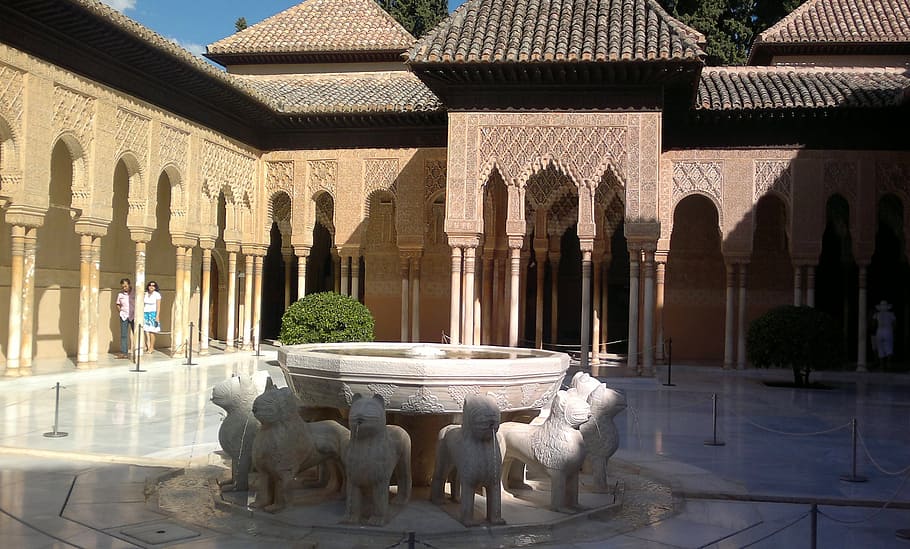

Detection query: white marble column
xmin=132 ymin=240 xmax=148 ymax=356
xmin=226 ymin=251 xmax=238 ymax=348
xmin=463 ymin=246 xmax=477 ymax=346
xmin=183 ymin=246 xmax=193 ymax=342
xmin=793 ymin=264 xmax=802 ymax=306
xmin=242 ymin=254 xmax=254 ymax=349
xmin=173 ymin=246 xmax=186 ymax=353
xmin=200 ymin=247 xmax=212 ymax=352
xmin=724 ymin=262 xmax=736 ymax=369
xmin=283 ymin=251 xmax=293 ymax=309
xmin=518 ymin=251 xmax=529 ymax=345
xmin=351 ymin=254 xmax=361 ymax=301
xmin=737 ymin=263 xmax=748 ymax=370
xmin=806 ymin=265 xmax=816 ymax=307
xmin=5 ymin=226 xmax=25 ymax=371
xmin=410 ymin=255 xmax=421 ymax=343
xmin=295 ymin=246 xmax=309 ymax=300
xmin=253 ymin=255 xmax=263 ymax=351
xmin=509 ymin=244 xmax=522 ymax=347
xmin=627 ymin=247 xmax=640 ymax=373
xmin=481 ymin=253 xmax=494 ymax=344
xmin=20 ymin=227 xmax=37 ymax=368
xmin=449 ymin=246 xmax=462 ymax=344
xmin=77 ymin=234 xmax=93 ymax=364
xmin=601 ymin=255 xmax=611 ymax=355
xmin=857 ymin=264 xmax=868 ymax=372
xmin=332 ymin=248 xmax=341 ymax=294
xmin=340 ymin=254 xmax=350 ymax=296
xmin=655 ymin=257 xmax=667 ymax=363
xmin=592 ymin=253 xmax=602 ymax=363
xmin=549 ymin=250 xmax=560 ymax=345
xmin=400 ymin=255 xmax=410 ymax=342
xmin=473 ymin=261 xmax=482 ymax=345
xmin=534 ymin=248 xmax=547 ymax=349
xmin=88 ymin=237 xmax=101 ymax=362
xmin=642 ymin=248 xmax=656 ymax=375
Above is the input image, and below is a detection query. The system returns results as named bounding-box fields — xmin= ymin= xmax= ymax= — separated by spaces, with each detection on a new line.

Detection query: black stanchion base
xmin=896 ymin=529 xmax=910 ymax=540
xmin=704 ymin=439 xmax=726 ymax=446
xmin=130 ymin=368 xmax=147 ymax=373
xmin=43 ymin=431 xmax=68 ymax=438
xmin=839 ymin=474 xmax=868 ymax=483
xmin=663 ymin=382 xmax=676 ymax=387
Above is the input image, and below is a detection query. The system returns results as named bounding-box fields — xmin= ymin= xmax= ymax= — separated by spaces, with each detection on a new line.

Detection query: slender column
xmin=400 ymin=255 xmax=410 ymax=342
xmin=509 ymin=244 xmax=522 ymax=347
xmin=6 ymin=226 xmax=25 ymax=371
xmin=857 ymin=264 xmax=868 ymax=372
xmin=655 ymin=258 xmax=667 ymax=363
xmin=463 ymin=246 xmax=477 ymax=346
xmin=724 ymin=262 xmax=736 ymax=369
xmin=449 ymin=246 xmax=462 ymax=344
xmin=253 ymin=255 xmax=264 ymax=350
xmin=133 ymin=241 xmax=148 ymax=355
xmin=20 ymin=227 xmax=38 ymax=368
xmin=534 ymin=248 xmax=547 ymax=349
xmin=481 ymin=253 xmax=494 ymax=344
xmin=601 ymin=255 xmax=611 ymax=354
xmin=518 ymin=251 xmax=529 ymax=345
xmin=580 ymin=249 xmax=593 ymax=372
xmin=283 ymin=251 xmax=293 ymax=309
xmin=473 ymin=262 xmax=482 ymax=345
xmin=295 ymin=246 xmax=309 ymax=300
xmin=332 ymin=248 xmax=341 ymax=293
xmin=410 ymin=255 xmax=421 ymax=343
xmin=491 ymin=253 xmax=503 ymax=345
xmin=549 ymin=251 xmax=560 ymax=344
xmin=77 ymin=234 xmax=93 ymax=364
xmin=627 ymin=248 xmax=640 ymax=373
xmin=806 ymin=265 xmax=816 ymax=307
xmin=642 ymin=248 xmax=656 ymax=375
xmin=737 ymin=263 xmax=748 ymax=370
xmin=592 ymin=254 xmax=602 ymax=363
xmin=173 ymin=246 xmax=186 ymax=353
xmin=226 ymin=251 xmax=238 ymax=347
xmin=351 ymin=254 xmax=361 ymax=301
xmin=183 ymin=246 xmax=193 ymax=342
xmin=242 ymin=254 xmax=254 ymax=349
xmin=200 ymin=247 xmax=212 ymax=352
xmin=88 ymin=237 xmax=101 ymax=362
xmin=340 ymin=255 xmax=350 ymax=296
xmin=793 ymin=264 xmax=803 ymax=306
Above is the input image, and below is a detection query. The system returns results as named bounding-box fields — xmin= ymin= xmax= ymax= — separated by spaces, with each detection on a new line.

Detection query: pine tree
xmin=377 ymin=0 xmax=447 ymax=38
xmin=234 ymin=17 xmax=248 ymax=33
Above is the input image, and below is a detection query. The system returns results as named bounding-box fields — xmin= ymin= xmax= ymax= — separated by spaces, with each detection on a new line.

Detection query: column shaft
xmin=351 ymin=255 xmax=360 ymax=301
xmin=411 ymin=257 xmax=421 ymax=343
xmin=737 ymin=263 xmax=748 ymax=370
xmin=88 ymin=237 xmax=101 ymax=362
xmin=173 ymin=246 xmax=186 ymax=352
xmin=724 ymin=263 xmax=735 ymax=369
xmin=857 ymin=265 xmax=868 ymax=372
xmin=20 ymin=228 xmax=37 ymax=368
xmin=449 ymin=247 xmax=462 ymax=344
xmin=549 ymin=254 xmax=559 ymax=344
xmin=627 ymin=250 xmax=640 ymax=373
xmin=655 ymin=260 xmax=666 ymax=363
xmin=400 ymin=256 xmax=410 ymax=342
xmin=183 ymin=246 xmax=193 ymax=344
xmin=242 ymin=254 xmax=254 ymax=349
xmin=806 ymin=265 xmax=816 ymax=307
xmin=77 ymin=234 xmax=93 ymax=364
xmin=200 ymin=248 xmax=212 ymax=352
xmin=226 ymin=252 xmax=238 ymax=347
xmin=133 ymin=242 xmax=147 ymax=356
xmin=253 ymin=255 xmax=263 ymax=350
xmin=481 ymin=254 xmax=494 ymax=344
xmin=463 ymin=247 xmax=476 ymax=346
xmin=509 ymin=247 xmax=521 ymax=347
xmin=793 ymin=264 xmax=803 ymax=306
xmin=642 ymin=250 xmax=655 ymax=375
xmin=296 ymin=250 xmax=309 ymax=300
xmin=580 ymin=250 xmax=592 ymax=372
xmin=601 ymin=257 xmax=611 ymax=354
xmin=592 ymin=256 xmax=602 ymax=362
xmin=332 ymin=250 xmax=341 ymax=294
xmin=340 ymin=255 xmax=350 ymax=296
xmin=283 ymin=254 xmax=293 ymax=309
xmin=534 ymin=250 xmax=546 ymax=349
xmin=6 ymin=226 xmax=25 ymax=370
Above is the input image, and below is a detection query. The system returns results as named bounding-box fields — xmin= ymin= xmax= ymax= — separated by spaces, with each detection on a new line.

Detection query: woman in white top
xmin=143 ymin=280 xmax=162 ymax=353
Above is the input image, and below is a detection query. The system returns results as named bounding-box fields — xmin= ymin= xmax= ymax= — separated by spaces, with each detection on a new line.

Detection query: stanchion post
xmin=810 ymin=503 xmax=817 ymax=549
xmin=408 ymin=532 xmax=416 ymax=549
xmin=185 ymin=322 xmax=196 ymax=366
xmin=663 ymin=337 xmax=675 ymax=387
xmin=43 ymin=382 xmax=69 ymax=438
xmin=840 ymin=418 xmax=867 ymax=482
xmin=704 ymin=392 xmax=725 ymax=446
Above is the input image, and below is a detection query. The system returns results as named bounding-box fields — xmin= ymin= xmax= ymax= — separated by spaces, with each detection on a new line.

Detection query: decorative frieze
xmin=0 ymin=62 xmax=24 ymax=131
xmin=53 ymin=85 xmax=95 ymax=149
xmin=672 ymin=161 xmax=723 ymax=203
xmin=202 ymin=139 xmax=255 ymax=197
xmin=875 ymin=162 xmax=910 ymax=198
xmin=525 ymin=165 xmax=574 ymax=209
xmin=400 ymin=386 xmax=445 ymax=414
xmin=308 ymin=159 xmax=336 ymax=197
xmin=754 ymin=160 xmax=792 ymax=202
xmin=823 ymin=160 xmax=857 ymax=202
xmin=364 ymin=158 xmax=399 ymax=198
xmin=159 ymin=124 xmax=189 ymax=169
xmin=315 ymin=191 xmax=335 ymax=235
xmin=0 ymin=172 xmax=22 ymax=194
xmin=547 ymin=192 xmax=579 ymax=237
xmin=266 ymin=160 xmax=294 ymax=195
xmin=424 ymin=159 xmax=446 ymax=200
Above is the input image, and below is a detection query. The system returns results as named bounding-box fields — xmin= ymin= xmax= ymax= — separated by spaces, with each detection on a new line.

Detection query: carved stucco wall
xmin=446 ymin=112 xmax=660 ymax=243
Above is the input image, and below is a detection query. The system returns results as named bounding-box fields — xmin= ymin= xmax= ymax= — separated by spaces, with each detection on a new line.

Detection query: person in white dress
xmin=143 ymin=280 xmax=162 ymax=353
xmin=873 ymin=300 xmax=896 ymax=368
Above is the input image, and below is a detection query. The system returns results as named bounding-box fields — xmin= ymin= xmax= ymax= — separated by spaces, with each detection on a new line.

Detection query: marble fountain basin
xmin=277 ymin=342 xmax=570 ymax=414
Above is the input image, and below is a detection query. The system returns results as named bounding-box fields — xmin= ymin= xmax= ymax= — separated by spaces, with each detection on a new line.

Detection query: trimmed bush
xmin=746 ymin=305 xmax=844 ymax=386
xmin=279 ymin=291 xmax=375 ymax=345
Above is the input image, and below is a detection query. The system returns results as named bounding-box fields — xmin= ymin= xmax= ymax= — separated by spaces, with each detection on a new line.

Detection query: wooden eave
xmin=265 ymin=111 xmax=447 ymax=149
xmin=748 ymin=41 xmax=910 ymax=65
xmin=205 ymin=49 xmax=407 ymax=67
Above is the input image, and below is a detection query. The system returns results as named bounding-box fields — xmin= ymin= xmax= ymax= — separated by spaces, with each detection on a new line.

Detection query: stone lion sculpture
xmin=430 ymin=394 xmax=505 ymax=526
xmin=499 ymin=390 xmax=591 ymax=512
xmin=250 ymin=384 xmax=350 ymax=513
xmin=580 ymin=383 xmax=626 ymax=490
xmin=568 ymin=372 xmax=601 ymax=401
xmin=342 ymin=394 xmax=412 ymax=526
xmin=212 ymin=375 xmax=260 ymax=492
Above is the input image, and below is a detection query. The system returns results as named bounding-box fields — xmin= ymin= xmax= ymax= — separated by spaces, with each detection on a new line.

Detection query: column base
xmin=856 ymin=364 xmax=868 ymax=373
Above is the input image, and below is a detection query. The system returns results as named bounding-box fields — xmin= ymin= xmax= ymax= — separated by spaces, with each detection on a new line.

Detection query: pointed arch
xmin=52 ymin=132 xmax=89 ymax=208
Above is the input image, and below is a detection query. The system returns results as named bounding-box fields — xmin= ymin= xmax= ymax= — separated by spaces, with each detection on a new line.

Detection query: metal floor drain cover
xmin=120 ymin=522 xmax=201 ymax=544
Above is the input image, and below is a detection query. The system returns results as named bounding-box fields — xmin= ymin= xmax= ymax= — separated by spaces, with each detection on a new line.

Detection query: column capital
xmin=294 ymin=244 xmax=312 ymax=257
xmin=129 ymin=227 xmax=153 ymax=244
xmin=171 ymin=235 xmax=198 ymax=249
xmin=508 ymin=235 xmax=524 ymax=250
xmin=242 ymin=245 xmax=268 ymax=257
xmin=198 ymin=236 xmax=216 ymax=250
xmin=4 ymin=205 xmax=45 ymax=228
xmin=74 ymin=218 xmax=108 ymax=238
xmin=448 ymin=234 xmax=481 ymax=249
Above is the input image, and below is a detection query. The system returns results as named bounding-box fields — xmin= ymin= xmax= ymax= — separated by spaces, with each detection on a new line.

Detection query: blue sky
xmin=99 ymin=0 xmax=464 ymax=58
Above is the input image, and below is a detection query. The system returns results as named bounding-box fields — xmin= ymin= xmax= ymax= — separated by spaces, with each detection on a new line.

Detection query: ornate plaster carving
xmin=0 ymin=62 xmax=24 ymax=133
xmin=400 ymin=386 xmax=445 ymax=414
xmin=364 ymin=158 xmax=399 ymax=199
xmin=53 ymin=85 xmax=95 ymax=148
xmin=308 ymin=159 xmax=336 ymax=197
xmin=159 ymin=124 xmax=189 ymax=169
xmin=115 ymin=108 xmax=150 ymax=162
xmin=265 ymin=161 xmax=294 ymax=195
xmin=672 ymin=161 xmax=722 ymax=204
xmin=425 ymin=159 xmax=446 ymax=200
xmin=876 ymin=162 xmax=909 ymax=199
xmin=755 ymin=160 xmax=792 ymax=203
xmin=202 ymin=139 xmax=255 ymax=198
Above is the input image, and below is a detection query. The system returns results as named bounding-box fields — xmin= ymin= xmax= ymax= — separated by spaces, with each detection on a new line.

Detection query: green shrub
xmin=746 ymin=305 xmax=844 ymax=386
xmin=279 ymin=291 xmax=375 ymax=345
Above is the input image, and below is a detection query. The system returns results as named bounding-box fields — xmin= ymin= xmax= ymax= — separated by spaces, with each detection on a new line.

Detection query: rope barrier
xmin=817 ymin=471 xmax=910 ymax=525
xmin=857 ymin=429 xmax=910 ymax=477
xmin=738 ymin=510 xmax=810 ymax=549
xmin=736 ymin=416 xmax=853 ymax=437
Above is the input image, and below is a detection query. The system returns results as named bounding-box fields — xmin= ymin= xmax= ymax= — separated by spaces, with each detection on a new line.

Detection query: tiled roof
xmin=407 ymin=0 xmax=705 ymax=63
xmin=233 ymin=72 xmax=443 ymax=114
xmin=757 ymin=0 xmax=910 ymax=44
xmin=207 ymin=0 xmax=415 ymax=56
xmin=696 ymin=67 xmax=910 ymax=110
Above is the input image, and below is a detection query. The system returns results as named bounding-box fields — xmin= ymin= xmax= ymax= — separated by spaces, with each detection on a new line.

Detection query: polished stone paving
xmin=1 ymin=350 xmax=909 ymax=548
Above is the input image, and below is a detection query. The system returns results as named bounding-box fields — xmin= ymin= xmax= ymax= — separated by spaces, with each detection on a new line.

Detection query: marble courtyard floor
xmin=0 ymin=349 xmax=908 ymax=548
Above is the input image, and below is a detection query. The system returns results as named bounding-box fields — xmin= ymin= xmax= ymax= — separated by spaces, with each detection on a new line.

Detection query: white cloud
xmin=100 ymin=0 xmax=137 ymax=12
xmin=169 ymin=38 xmax=206 ymax=58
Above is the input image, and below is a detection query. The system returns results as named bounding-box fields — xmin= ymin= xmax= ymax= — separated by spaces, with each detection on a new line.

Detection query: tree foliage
xmin=280 ymin=292 xmax=375 ymax=345
xmin=234 ymin=17 xmax=248 ymax=33
xmin=377 ymin=0 xmax=447 ymax=38
xmin=746 ymin=305 xmax=844 ymax=386
xmin=658 ymin=0 xmax=805 ymax=65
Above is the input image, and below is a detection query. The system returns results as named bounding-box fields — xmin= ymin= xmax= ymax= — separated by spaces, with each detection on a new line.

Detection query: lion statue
xmin=250 ymin=383 xmax=350 ymax=513
xmin=342 ymin=394 xmax=412 ymax=526
xmin=580 ymin=383 xmax=626 ymax=490
xmin=211 ymin=375 xmax=260 ymax=492
xmin=568 ymin=372 xmax=601 ymax=402
xmin=430 ymin=394 xmax=505 ymax=526
xmin=499 ymin=390 xmax=591 ymax=512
